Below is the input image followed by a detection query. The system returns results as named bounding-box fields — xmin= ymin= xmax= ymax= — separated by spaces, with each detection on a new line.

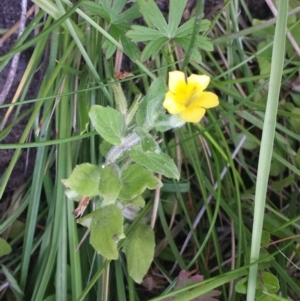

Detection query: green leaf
xmin=235 ymin=277 xmax=247 ymax=294
xmin=89 ymin=105 xmax=125 ymax=145
xmin=129 ymin=146 xmax=180 ymax=180
xmin=118 ymin=195 xmax=145 ymax=220
xmin=123 ymin=223 xmax=155 ymax=283
xmin=83 ymin=0 xmax=141 ymax=61
xmin=115 ymin=3 xmax=141 ymax=24
xmin=127 ymin=25 xmax=164 ymax=42
xmin=195 ymin=36 xmax=214 ymax=51
xmin=1 ymin=264 xmax=24 ymax=298
xmin=257 ymin=294 xmax=291 ymax=301
xmin=263 ymin=214 xmax=296 ymax=240
xmin=90 ymin=205 xmax=125 ymax=260
xmin=256 ymin=272 xmax=279 ymax=293
xmin=43 ymin=295 xmax=56 ymax=301
xmin=82 ymin=1 xmax=110 ymax=20
xmin=120 ymin=35 xmax=139 ymax=61
xmin=290 ymin=107 xmax=300 ymax=133
xmin=175 ymin=36 xmax=213 ymax=53
xmin=175 ymin=18 xmax=211 ymax=37
xmin=112 ymin=82 xmax=127 ymax=115
xmin=261 ymin=230 xmax=270 ymax=246
xmin=100 ymin=140 xmax=114 ymax=158
xmin=141 ymin=37 xmax=168 ymax=62
xmin=118 ymin=164 xmax=162 ymax=200
xmin=270 ymin=155 xmax=286 ymax=177
xmin=7 ymin=220 xmax=25 ymax=240
xmin=190 ymin=48 xmax=202 ymax=64
xmin=104 ymin=42 xmax=117 ymax=59
xmin=252 ymin=19 xmax=275 ymax=38
xmin=138 ymin=0 xmax=168 ymax=36
xmin=62 ymin=163 xmax=101 ymax=197
xmin=257 ymin=41 xmax=272 ymax=75
xmin=296 ymin=148 xmax=300 ymax=169
xmin=271 ymin=175 xmax=295 ymax=192
xmin=64 ymin=189 xmax=82 ymax=201
xmin=154 ymin=114 xmax=174 ymax=132
xmin=136 ymin=77 xmax=166 ymax=128
xmin=0 ymin=238 xmax=12 ymax=256
xmin=168 ymin=0 xmax=188 ymax=37
xmin=111 ymin=0 xmax=127 ymax=18
xmin=135 ymin=127 xmax=159 ymax=152
xmin=99 ymin=164 xmax=122 ymax=204
xmin=77 ymin=214 xmax=92 ymax=229
xmin=232 ymin=132 xmax=259 ymax=150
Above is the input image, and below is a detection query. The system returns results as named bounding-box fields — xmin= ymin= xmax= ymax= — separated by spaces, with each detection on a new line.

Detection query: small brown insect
xmin=73 ymin=196 xmax=90 ymax=218
xmin=114 ymin=71 xmax=134 ymax=80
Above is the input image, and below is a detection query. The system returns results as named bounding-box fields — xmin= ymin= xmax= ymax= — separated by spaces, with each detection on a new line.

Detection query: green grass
xmin=1 ymin=0 xmax=300 ymax=300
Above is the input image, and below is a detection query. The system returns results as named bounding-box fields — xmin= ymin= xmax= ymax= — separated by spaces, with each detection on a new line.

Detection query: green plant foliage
xmin=256 ymin=41 xmax=273 ymax=75
xmin=129 ymin=145 xmax=180 ymax=180
xmin=1 ymin=265 xmax=23 ymax=300
xmin=63 ymin=78 xmax=181 ymax=282
xmin=89 ymin=205 xmax=125 ymax=260
xmin=271 ymin=175 xmax=295 ymax=192
xmin=62 ymin=163 xmax=101 ymax=197
xmin=135 ymin=77 xmax=166 ymax=129
xmin=89 ymin=105 xmax=125 ymax=145
xmin=260 ymin=230 xmax=270 ymax=247
xmin=119 ymin=195 xmax=145 ymax=220
xmin=118 ymin=164 xmax=162 ymax=200
xmin=235 ymin=277 xmax=248 ymax=294
xmin=2 ymin=0 xmax=300 ymax=299
xmin=256 ymin=272 xmax=280 ymax=300
xmin=111 ymin=82 xmax=128 ymax=115
xmin=82 ymin=0 xmax=140 ymax=59
xmin=98 ymin=164 xmax=122 ymax=204
xmin=127 ymin=0 xmax=212 ymax=62
xmin=135 ymin=127 xmax=159 ymax=152
xmin=0 ymin=238 xmax=12 ymax=257
xmin=263 ymin=214 xmax=296 ymax=239
xmin=123 ymin=223 xmax=155 ymax=283
xmin=233 ymin=132 xmax=259 ymax=150
xmin=235 ymin=272 xmax=279 ymax=299
xmin=296 ymin=148 xmax=300 ymax=169
xmin=289 ymin=107 xmax=300 ymax=133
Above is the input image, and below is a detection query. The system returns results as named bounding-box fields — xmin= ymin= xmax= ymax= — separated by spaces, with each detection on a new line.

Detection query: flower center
xmin=185 ymin=87 xmax=199 ymax=107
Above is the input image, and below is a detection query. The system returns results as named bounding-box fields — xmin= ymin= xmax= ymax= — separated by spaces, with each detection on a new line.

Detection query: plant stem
xmin=246 ymin=1 xmax=288 ymax=300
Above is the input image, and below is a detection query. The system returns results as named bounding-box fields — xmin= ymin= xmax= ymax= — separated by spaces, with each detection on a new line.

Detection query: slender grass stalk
xmin=18 ymin=20 xmax=61 ymax=292
xmin=246 ymin=2 xmax=288 ymax=300
xmin=55 ymin=72 xmax=71 ymax=300
xmin=181 ymin=0 xmax=203 ymax=71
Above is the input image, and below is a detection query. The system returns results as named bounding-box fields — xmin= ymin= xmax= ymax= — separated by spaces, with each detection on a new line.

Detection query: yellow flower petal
xmin=187 ymin=74 xmax=210 ymax=91
xmin=163 ymin=91 xmax=185 ymax=114
xmin=181 ymin=107 xmax=206 ymax=123
xmin=168 ymin=71 xmax=186 ymax=94
xmin=163 ymin=71 xmax=219 ymax=124
xmin=189 ymin=91 xmax=219 ymax=109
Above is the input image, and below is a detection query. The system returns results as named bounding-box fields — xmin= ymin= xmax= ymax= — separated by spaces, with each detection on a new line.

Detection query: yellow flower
xmin=163 ymin=71 xmax=219 ymax=123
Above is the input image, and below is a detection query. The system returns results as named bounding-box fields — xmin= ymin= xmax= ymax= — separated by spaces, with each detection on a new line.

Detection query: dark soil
xmin=0 ymin=0 xmax=38 ymax=191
